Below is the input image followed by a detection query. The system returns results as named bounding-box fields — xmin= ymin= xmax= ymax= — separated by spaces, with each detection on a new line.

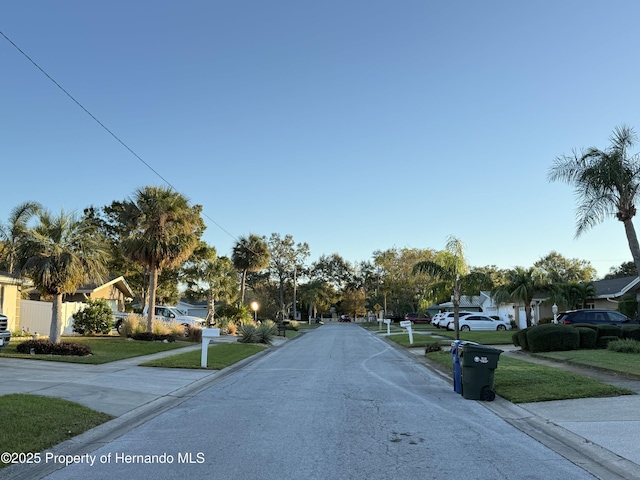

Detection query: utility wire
xmin=0 ymin=28 xmax=240 ymax=245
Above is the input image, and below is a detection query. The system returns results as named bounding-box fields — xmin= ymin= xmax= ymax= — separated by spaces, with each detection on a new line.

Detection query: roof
xmin=0 ymin=271 xmax=32 ymax=287
xmin=592 ymin=276 xmax=640 ymax=299
xmin=75 ymin=276 xmax=134 ymax=299
xmin=438 ymin=295 xmax=483 ymax=309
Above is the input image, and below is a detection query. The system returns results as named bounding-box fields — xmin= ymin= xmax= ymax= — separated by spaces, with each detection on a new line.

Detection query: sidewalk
xmin=0 ymin=335 xmax=285 ymax=416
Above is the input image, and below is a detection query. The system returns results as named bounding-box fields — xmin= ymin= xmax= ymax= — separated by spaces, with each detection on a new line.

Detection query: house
xmin=437 ymin=291 xmax=550 ymax=329
xmin=63 ymin=276 xmax=134 ymax=312
xmin=20 ymin=276 xmax=135 ymax=335
xmin=0 ymin=271 xmax=30 ymax=331
xmin=176 ymin=299 xmax=207 ymax=318
xmin=586 ymin=276 xmax=640 ymax=310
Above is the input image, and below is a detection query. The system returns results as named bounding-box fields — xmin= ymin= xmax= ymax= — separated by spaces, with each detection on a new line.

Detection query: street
xmin=43 ymin=324 xmax=595 ymax=479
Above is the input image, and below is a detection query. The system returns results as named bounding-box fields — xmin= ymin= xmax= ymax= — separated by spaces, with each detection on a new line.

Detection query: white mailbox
xmin=399 ymin=320 xmax=414 ymax=345
xmin=201 ymin=328 xmax=221 ymax=367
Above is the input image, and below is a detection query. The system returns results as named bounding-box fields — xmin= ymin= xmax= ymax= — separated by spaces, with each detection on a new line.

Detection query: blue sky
xmin=2 ymin=1 xmax=639 ymax=278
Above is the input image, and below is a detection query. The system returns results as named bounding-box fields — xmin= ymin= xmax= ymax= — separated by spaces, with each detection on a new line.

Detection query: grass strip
xmin=0 ymin=394 xmax=113 ymax=468
xmin=426 ymin=350 xmax=633 ymax=403
xmin=533 ymin=349 xmax=640 ymax=377
xmin=0 ymin=337 xmax=193 ymax=364
xmin=141 ymin=343 xmax=266 ymax=369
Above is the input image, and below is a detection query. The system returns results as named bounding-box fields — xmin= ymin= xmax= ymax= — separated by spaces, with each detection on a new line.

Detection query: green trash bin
xmin=458 ymin=343 xmax=503 ymax=401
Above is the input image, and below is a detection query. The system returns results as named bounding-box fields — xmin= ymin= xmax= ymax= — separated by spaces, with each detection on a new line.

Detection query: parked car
xmin=558 ymin=309 xmax=637 ymax=326
xmin=404 ymin=312 xmax=431 ymax=324
xmin=0 ymin=314 xmax=11 ymax=348
xmin=449 ymin=314 xmax=511 ymax=331
xmin=430 ymin=313 xmax=445 ymax=327
xmin=437 ymin=311 xmax=473 ymax=329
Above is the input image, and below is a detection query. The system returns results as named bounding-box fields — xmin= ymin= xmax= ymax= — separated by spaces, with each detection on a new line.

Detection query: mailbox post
xmin=201 ymin=328 xmax=221 ymax=367
xmin=399 ymin=320 xmax=414 ymax=345
xmin=383 ymin=318 xmax=391 ymax=335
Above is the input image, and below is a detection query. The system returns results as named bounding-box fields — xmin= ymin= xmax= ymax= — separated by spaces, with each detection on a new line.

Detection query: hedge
xmin=575 ymin=327 xmax=598 ymax=349
xmin=596 ymin=325 xmax=623 ymax=339
xmin=526 ymin=324 xmax=579 ymax=353
xmin=16 ymin=339 xmax=92 ymax=356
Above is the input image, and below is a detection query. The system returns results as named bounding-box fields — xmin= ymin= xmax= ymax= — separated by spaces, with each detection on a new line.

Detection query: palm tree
xmin=553 ymin=281 xmax=596 ymax=310
xmin=182 ymin=242 xmax=237 ymax=325
xmin=121 ymin=186 xmax=204 ymax=332
xmin=0 ymin=201 xmax=42 ymax=274
xmin=492 ymin=267 xmax=548 ymax=327
xmin=413 ymin=236 xmax=492 ymax=339
xmin=18 ymin=210 xmax=108 ymax=343
xmin=232 ymin=234 xmax=270 ymax=304
xmin=548 ymin=125 xmax=640 ymax=275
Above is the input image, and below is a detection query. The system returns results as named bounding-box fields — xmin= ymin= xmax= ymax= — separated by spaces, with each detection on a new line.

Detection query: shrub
xmin=622 ymin=325 xmax=640 ymax=341
xmin=512 ymin=331 xmax=520 ymax=347
xmin=215 ymin=316 xmax=237 ymax=335
xmin=130 ymin=332 xmax=176 ymax=342
xmin=517 ymin=328 xmax=531 ymax=351
xmin=72 ymin=299 xmax=113 ymax=335
xmin=288 ymin=320 xmax=299 ymax=331
xmin=237 ymin=321 xmax=258 ymax=344
xmin=597 ymin=335 xmax=620 ymax=349
xmin=256 ymin=320 xmax=278 ymax=345
xmin=526 ymin=324 xmax=579 ymax=353
xmin=119 ymin=314 xmax=147 ymax=337
xmin=596 ymin=325 xmax=623 ymax=339
xmin=227 ymin=322 xmax=238 ymax=336
xmin=425 ymin=341 xmax=442 ymax=354
xmin=186 ymin=325 xmax=202 ymax=343
xmin=608 ymin=338 xmax=640 ymax=353
xmin=575 ymin=327 xmax=597 ymax=349
xmin=16 ymin=339 xmax=91 ymax=356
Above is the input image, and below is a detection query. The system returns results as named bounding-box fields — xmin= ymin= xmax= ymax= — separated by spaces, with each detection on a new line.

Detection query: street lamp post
xmin=250 ymin=301 xmax=259 ymax=322
xmin=552 ymin=303 xmax=558 ymax=324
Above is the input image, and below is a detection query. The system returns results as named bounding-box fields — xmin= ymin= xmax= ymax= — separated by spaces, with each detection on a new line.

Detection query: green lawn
xmin=430 ymin=329 xmax=516 ymax=345
xmin=534 ymin=349 xmax=640 ymax=377
xmin=0 ymin=394 xmax=113 ymax=468
xmin=141 ymin=343 xmax=266 ymax=369
xmin=426 ymin=350 xmax=633 ymax=403
xmin=0 ymin=336 xmax=194 ymax=364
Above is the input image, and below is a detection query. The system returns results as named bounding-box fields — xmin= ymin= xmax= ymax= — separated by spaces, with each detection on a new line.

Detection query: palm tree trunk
xmin=240 ymin=270 xmax=247 ymax=304
xmin=147 ymin=266 xmax=159 ymax=332
xmin=206 ymin=291 xmax=215 ymax=326
xmin=50 ymin=293 xmax=63 ymax=343
xmin=453 ymin=277 xmax=460 ymax=340
xmin=622 ymin=219 xmax=640 ymax=317
xmin=623 ymin=219 xmax=640 ymax=276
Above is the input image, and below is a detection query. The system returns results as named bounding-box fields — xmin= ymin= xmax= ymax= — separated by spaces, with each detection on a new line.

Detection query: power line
xmin=0 ymin=28 xmax=240 ymax=246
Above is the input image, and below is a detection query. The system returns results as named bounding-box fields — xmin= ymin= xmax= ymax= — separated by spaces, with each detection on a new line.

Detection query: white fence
xmin=20 ymin=300 xmax=85 ymax=336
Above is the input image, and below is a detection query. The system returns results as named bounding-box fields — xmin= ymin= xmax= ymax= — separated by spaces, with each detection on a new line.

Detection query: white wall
xmin=20 ymin=300 xmax=85 ymax=336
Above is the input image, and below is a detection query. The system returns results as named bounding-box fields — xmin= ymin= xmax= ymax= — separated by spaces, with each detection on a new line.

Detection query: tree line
xmin=2 ymin=125 xmax=640 ymax=343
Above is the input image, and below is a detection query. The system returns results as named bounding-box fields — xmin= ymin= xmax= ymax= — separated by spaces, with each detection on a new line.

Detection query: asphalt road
xmin=42 ymin=324 xmax=596 ymax=480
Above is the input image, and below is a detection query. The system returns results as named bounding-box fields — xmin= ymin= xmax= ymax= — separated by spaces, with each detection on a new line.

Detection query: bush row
xmin=129 ymin=332 xmax=177 ymax=342
xmin=513 ymin=323 xmax=640 ymax=352
xmin=16 ymin=339 xmax=92 ymax=356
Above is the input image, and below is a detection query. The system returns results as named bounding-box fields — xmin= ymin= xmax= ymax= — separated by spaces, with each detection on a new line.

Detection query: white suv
xmin=437 ymin=311 xmax=473 ymax=330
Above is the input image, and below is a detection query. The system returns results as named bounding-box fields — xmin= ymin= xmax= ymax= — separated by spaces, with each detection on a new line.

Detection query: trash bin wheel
xmin=481 ymin=388 xmax=496 ymax=402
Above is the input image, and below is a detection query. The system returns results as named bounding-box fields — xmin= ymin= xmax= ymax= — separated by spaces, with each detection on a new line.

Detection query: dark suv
xmin=404 ymin=313 xmax=432 ymax=324
xmin=558 ymin=309 xmax=636 ymax=326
